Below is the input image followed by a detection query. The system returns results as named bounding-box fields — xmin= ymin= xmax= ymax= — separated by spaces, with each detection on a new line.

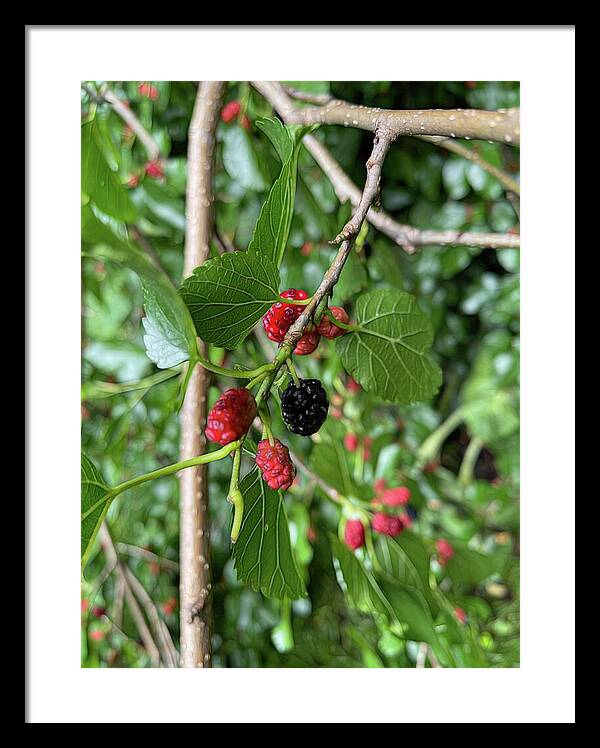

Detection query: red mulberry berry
xmin=316 ymin=306 xmax=350 ymax=339
xmin=262 ymin=289 xmax=308 ymax=343
xmin=454 ymin=606 xmax=467 ymax=624
xmin=436 ymin=539 xmax=454 ymax=566
xmin=374 ymin=478 xmax=388 ymax=496
xmin=347 ymin=377 xmax=361 ymax=394
xmin=205 ymin=388 xmax=257 ymax=446
xmin=256 ymin=439 xmax=296 ymax=491
xmin=372 ymin=512 xmax=404 ymax=538
xmin=145 ymin=159 xmax=164 ymax=179
xmin=344 ymin=519 xmax=365 ymax=550
xmin=380 ymin=486 xmax=411 ymax=507
xmin=138 ymin=82 xmax=159 ymax=100
xmin=294 ymin=330 xmax=320 ymax=355
xmin=240 ymin=114 xmax=252 ymax=130
xmin=221 ymin=100 xmax=241 ymax=123
xmin=344 ymin=433 xmax=359 ymax=452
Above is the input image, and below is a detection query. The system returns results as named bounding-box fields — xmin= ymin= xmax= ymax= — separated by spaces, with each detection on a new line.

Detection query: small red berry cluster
xmin=138 ymin=82 xmax=159 ymax=101
xmin=205 ymin=388 xmax=296 ymax=491
xmin=262 ymin=288 xmax=350 ymax=356
xmin=344 ymin=481 xmax=414 ymax=550
xmin=435 ymin=539 xmax=454 ymax=566
xmin=221 ymin=100 xmax=252 ymax=131
xmin=343 ymin=432 xmax=373 ymax=460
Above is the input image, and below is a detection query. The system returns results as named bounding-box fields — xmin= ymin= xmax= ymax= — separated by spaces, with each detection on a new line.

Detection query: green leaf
xmin=81 ymin=121 xmax=135 ymax=222
xmin=179 ymin=250 xmax=280 ymax=349
xmin=232 ymin=469 xmax=306 ymax=600
xmin=462 ymin=333 xmax=519 ymax=443
xmin=247 ymin=119 xmax=315 ymax=267
xmin=445 ymin=544 xmax=508 ymax=585
xmin=81 ymin=453 xmax=112 ymax=567
xmin=222 ymin=125 xmax=268 ymax=192
xmin=375 ymin=533 xmax=438 ymax=613
xmin=335 ymin=289 xmax=442 ymax=404
xmin=330 ymin=535 xmax=439 ymax=648
xmin=83 ymin=210 xmax=198 ymax=368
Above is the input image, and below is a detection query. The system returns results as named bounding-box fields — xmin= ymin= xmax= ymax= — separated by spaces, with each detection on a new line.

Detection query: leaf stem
xmin=416 ymin=407 xmax=465 ymax=468
xmin=110 ymin=441 xmax=240 ymax=500
xmin=228 ymin=448 xmax=244 ymax=543
xmin=286 ymin=359 xmax=300 ymax=386
xmin=458 ymin=435 xmax=484 ymax=486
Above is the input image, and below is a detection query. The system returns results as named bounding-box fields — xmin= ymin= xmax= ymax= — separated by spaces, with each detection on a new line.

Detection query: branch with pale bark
xmin=179 ymin=81 xmax=224 ymax=669
xmin=274 ymin=90 xmax=520 ymax=145
xmin=252 ymin=82 xmax=519 ymax=252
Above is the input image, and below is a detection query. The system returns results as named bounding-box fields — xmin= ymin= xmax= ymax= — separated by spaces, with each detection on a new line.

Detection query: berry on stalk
xmin=256 ymin=439 xmax=296 ymax=491
xmin=205 ymin=388 xmax=257 ymax=446
xmin=344 ymin=519 xmax=365 ymax=550
xmin=262 ymin=289 xmax=308 ymax=343
xmin=280 ymin=378 xmax=329 ymax=436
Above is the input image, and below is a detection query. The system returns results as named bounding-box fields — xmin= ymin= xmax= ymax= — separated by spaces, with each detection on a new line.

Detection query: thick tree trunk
xmin=179 ymin=81 xmax=224 ymax=668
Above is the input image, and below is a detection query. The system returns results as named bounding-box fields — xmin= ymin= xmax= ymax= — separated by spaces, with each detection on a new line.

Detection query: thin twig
xmin=280 ymin=133 xmax=391 ymax=352
xmin=116 ymin=542 xmax=179 ymax=571
xmin=417 ymin=135 xmax=520 ymax=196
xmin=282 ymin=85 xmax=333 ymax=105
xmin=123 ymin=566 xmax=179 ymax=668
xmin=99 ymin=84 xmax=161 ymax=161
xmin=99 ymin=525 xmax=161 ymax=667
xmin=179 ymin=81 xmax=224 ymax=669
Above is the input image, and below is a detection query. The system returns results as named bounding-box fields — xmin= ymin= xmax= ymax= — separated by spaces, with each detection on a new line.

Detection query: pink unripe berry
xmin=344 ymin=519 xmax=365 ymax=550
xmin=145 ymin=160 xmax=164 ymax=179
xmin=372 ymin=512 xmax=404 ymax=538
xmin=344 ymin=433 xmax=359 ymax=452
xmin=454 ymin=606 xmax=467 ymax=624
xmin=436 ymin=539 xmax=455 ymax=566
xmin=221 ymin=100 xmax=241 ymax=123
xmin=380 ymin=486 xmax=411 ymax=507
xmin=373 ymin=478 xmax=388 ymax=496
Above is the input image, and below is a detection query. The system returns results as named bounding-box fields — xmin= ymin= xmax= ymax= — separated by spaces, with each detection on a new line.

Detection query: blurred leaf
xmin=336 ymin=289 xmax=442 ymax=404
xmin=222 ymin=125 xmax=268 ymax=192
xmin=84 ymin=213 xmax=198 ymax=368
xmin=445 ymin=544 xmax=508 ymax=585
xmin=180 ymin=250 xmax=280 ymax=349
xmin=232 ymin=469 xmax=306 ymax=600
xmin=330 ymin=535 xmax=440 ymax=648
xmin=81 ymin=121 xmax=135 ymax=222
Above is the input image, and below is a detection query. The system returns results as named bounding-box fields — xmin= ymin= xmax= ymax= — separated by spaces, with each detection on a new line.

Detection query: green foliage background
xmin=81 ymin=81 xmax=519 ymax=668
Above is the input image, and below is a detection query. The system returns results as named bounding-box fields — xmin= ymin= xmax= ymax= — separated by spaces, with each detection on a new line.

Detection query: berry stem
xmin=280 ymin=296 xmax=312 ymax=306
xmin=194 ymin=349 xmax=273 ymax=381
xmin=458 ymin=435 xmax=484 ymax=486
xmin=228 ymin=448 xmax=244 ymax=543
xmin=322 ymin=308 xmax=359 ymax=333
xmin=416 ymin=407 xmax=466 ymax=468
xmin=286 ymin=359 xmax=300 ymax=387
